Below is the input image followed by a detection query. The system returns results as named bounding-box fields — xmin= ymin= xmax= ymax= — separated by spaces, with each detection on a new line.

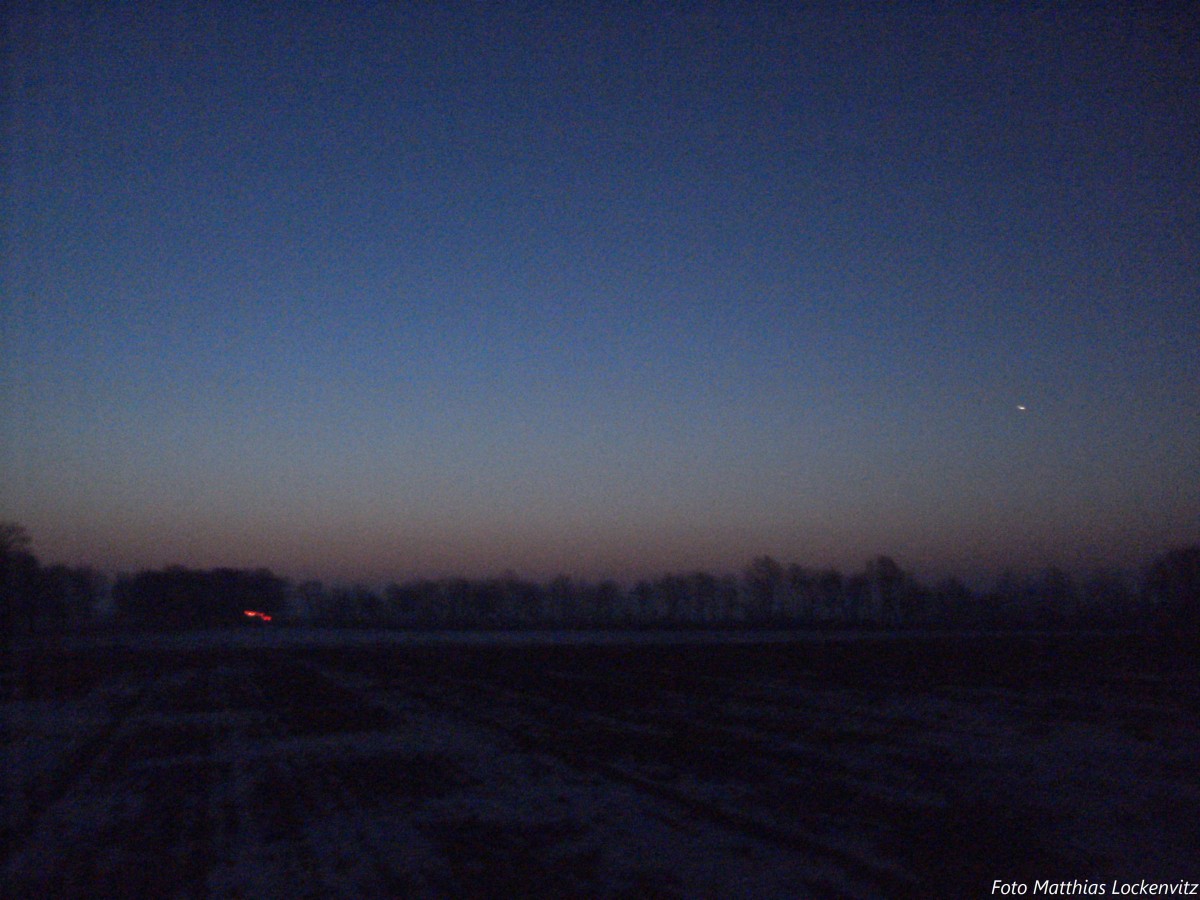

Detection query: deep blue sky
xmin=4 ymin=3 xmax=1197 ymax=584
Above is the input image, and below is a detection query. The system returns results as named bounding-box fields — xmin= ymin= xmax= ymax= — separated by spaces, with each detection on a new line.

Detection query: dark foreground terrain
xmin=3 ymin=630 xmax=1198 ymax=898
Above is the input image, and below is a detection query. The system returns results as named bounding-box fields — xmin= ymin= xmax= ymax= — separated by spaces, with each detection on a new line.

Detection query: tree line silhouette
xmin=2 ymin=521 xmax=1197 ymax=636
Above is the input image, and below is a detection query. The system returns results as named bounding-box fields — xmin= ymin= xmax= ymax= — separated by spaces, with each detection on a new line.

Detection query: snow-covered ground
xmin=3 ymin=631 xmax=1197 ymax=897
xmin=61 ymin=625 xmax=907 ymax=651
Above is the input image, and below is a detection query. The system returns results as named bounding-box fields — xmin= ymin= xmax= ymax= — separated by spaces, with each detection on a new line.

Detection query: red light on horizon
xmin=243 ymin=610 xmax=273 ymax=622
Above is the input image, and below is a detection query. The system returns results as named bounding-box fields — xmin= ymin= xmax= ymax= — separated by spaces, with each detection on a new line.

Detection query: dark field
xmin=3 ymin=631 xmax=1198 ymax=898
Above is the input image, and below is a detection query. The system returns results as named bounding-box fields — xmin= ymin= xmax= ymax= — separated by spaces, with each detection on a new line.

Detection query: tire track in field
xmin=1 ymin=662 xmax=214 ymax=897
xmin=210 ymin=654 xmax=415 ymax=897
xmin=417 ymin=671 xmax=917 ymax=898
xmin=1 ymin=669 xmax=151 ymax=868
xmin=433 ymin=654 xmax=1112 ymax=895
xmin=524 ymin=665 xmax=956 ymax=811
xmin=306 ymin=655 xmax=919 ymax=900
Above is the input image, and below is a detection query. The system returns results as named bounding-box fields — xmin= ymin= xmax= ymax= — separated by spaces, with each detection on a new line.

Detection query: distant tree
xmin=786 ymin=565 xmax=816 ymax=623
xmin=294 ymin=580 xmax=328 ymax=623
xmin=214 ymin=568 xmax=288 ymax=619
xmin=983 ymin=570 xmax=1024 ymax=627
xmin=815 ymin=568 xmax=844 ymax=623
xmin=547 ymin=575 xmax=576 ymax=625
xmin=844 ymin=573 xmax=870 ymax=625
xmin=712 ymin=574 xmax=739 ymax=622
xmin=36 ymin=565 xmax=84 ymax=631
xmin=344 ymin=584 xmax=383 ymax=625
xmin=632 ymin=580 xmax=655 ymax=623
xmin=419 ymin=584 xmax=440 ymax=626
xmin=1080 ymin=569 xmax=1133 ymax=627
xmin=589 ymin=579 xmax=622 ymax=626
xmin=0 ymin=522 xmax=32 ymax=558
xmin=656 ymin=574 xmax=689 ymax=625
xmin=688 ymin=571 xmax=718 ymax=624
xmin=380 ymin=582 xmax=410 ymax=626
xmin=493 ymin=571 xmax=524 ymax=625
xmin=1 ymin=523 xmax=40 ymax=634
xmin=1143 ymin=545 xmax=1200 ymax=635
xmin=905 ymin=578 xmax=932 ymax=627
xmin=864 ymin=556 xmax=904 ymax=626
xmin=744 ymin=556 xmax=783 ymax=623
xmin=469 ymin=579 xmax=504 ymax=626
xmin=113 ymin=565 xmax=288 ymax=630
xmin=931 ymin=577 xmax=973 ymax=625
xmin=0 ymin=525 xmax=109 ymax=634
xmin=506 ymin=577 xmax=544 ymax=626
xmin=1034 ymin=566 xmax=1078 ymax=626
xmin=444 ymin=579 xmax=469 ymax=626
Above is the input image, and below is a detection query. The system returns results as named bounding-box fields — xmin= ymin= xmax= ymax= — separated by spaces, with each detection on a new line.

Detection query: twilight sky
xmin=4 ymin=3 xmax=1198 ymax=585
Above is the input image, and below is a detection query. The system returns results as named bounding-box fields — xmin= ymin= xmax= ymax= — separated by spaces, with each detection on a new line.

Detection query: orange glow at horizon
xmin=243 ymin=610 xmax=272 ymax=622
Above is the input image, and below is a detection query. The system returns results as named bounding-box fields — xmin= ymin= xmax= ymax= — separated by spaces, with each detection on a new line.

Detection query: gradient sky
xmin=4 ymin=3 xmax=1198 ymax=585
